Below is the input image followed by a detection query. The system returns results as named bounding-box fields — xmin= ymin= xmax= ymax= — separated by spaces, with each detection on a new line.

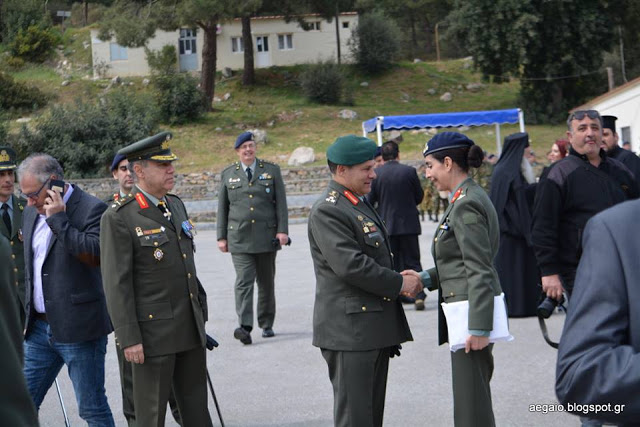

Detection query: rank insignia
xmin=450 ymin=188 xmax=464 ymax=204
xmin=343 ymin=190 xmax=359 ymax=206
xmin=357 ymin=215 xmax=363 ymax=221
xmin=135 ymin=193 xmax=149 ymax=209
xmin=18 ymin=229 xmax=23 ymax=242
xmin=325 ymin=190 xmax=338 ymax=204
xmin=153 ymin=248 xmax=164 ymax=261
xmin=136 ymin=227 xmax=144 ymax=237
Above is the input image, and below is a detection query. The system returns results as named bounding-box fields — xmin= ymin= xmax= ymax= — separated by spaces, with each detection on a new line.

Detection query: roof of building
xmin=573 ymin=75 xmax=640 ymax=111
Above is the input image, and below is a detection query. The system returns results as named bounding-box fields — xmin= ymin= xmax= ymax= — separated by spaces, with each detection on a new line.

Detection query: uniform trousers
xmin=131 ymin=346 xmax=212 ymax=427
xmin=321 ymin=347 xmax=391 ymax=427
xmin=115 ymin=341 xmax=181 ymax=426
xmin=231 ymin=251 xmax=277 ymax=330
xmin=450 ymin=343 xmax=495 ymax=427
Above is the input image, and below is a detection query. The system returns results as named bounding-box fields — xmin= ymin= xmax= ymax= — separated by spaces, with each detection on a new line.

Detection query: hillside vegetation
xmin=5 ymin=28 xmax=566 ymax=173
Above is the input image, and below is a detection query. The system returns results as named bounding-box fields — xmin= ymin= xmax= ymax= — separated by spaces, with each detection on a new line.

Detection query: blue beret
xmin=235 ymin=131 xmax=254 ymax=149
xmin=423 ymin=132 xmax=474 ymax=157
xmin=110 ymin=153 xmax=127 ymax=171
xmin=327 ymin=135 xmax=377 ymax=166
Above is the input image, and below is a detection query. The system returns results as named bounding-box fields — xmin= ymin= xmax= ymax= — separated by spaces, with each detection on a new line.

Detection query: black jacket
xmin=531 ymin=149 xmax=639 ymax=278
xmin=367 ymin=160 xmax=424 ymax=236
xmin=609 ymin=145 xmax=640 ymax=183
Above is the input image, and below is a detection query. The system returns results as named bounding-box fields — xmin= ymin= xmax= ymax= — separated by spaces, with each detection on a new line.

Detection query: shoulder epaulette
xmin=166 ymin=193 xmax=184 ymax=204
xmin=222 ymin=162 xmax=240 ymax=173
xmin=109 ymin=194 xmax=136 ymax=211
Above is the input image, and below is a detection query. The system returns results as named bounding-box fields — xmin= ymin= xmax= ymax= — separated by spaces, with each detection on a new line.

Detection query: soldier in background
xmin=108 ymin=153 xmax=134 ymax=202
xmin=217 ymin=131 xmax=289 ymax=345
xmin=0 ymin=146 xmax=26 ymax=325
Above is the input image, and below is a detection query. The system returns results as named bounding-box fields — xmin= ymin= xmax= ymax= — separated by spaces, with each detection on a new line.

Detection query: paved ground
xmin=37 ymin=218 xmax=577 ymax=426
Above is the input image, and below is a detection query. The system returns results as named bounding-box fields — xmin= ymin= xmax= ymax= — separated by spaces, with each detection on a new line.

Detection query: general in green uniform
xmin=217 ymin=131 xmax=289 ymax=344
xmin=100 ymin=133 xmax=212 ymax=427
xmin=308 ymin=135 xmax=422 ymax=427
xmin=408 ymin=132 xmax=502 ymax=427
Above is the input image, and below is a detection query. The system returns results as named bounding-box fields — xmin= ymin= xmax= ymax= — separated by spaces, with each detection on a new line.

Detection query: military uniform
xmin=308 ymin=135 xmax=413 ymax=427
xmin=0 ymin=235 xmax=38 ymax=426
xmin=100 ymin=133 xmax=211 ymax=427
xmin=0 ymin=147 xmax=26 ymax=325
xmin=422 ymin=177 xmax=502 ymax=427
xmin=217 ymin=158 xmax=288 ymax=333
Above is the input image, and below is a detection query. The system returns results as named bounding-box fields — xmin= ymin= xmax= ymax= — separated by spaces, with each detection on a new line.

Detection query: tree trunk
xmin=410 ymin=14 xmax=417 ymax=59
xmin=0 ymin=0 xmax=4 ymax=42
xmin=83 ymin=1 xmax=88 ymax=26
xmin=334 ymin=4 xmax=341 ymax=64
xmin=242 ymin=15 xmax=255 ymax=86
xmin=200 ymin=21 xmax=218 ymax=112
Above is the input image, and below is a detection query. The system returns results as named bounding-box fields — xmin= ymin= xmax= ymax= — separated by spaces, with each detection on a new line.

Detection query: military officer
xmin=0 ymin=235 xmax=38 ymax=426
xmin=217 ymin=131 xmax=289 ymax=344
xmin=108 ymin=152 xmax=134 ymax=202
xmin=0 ymin=146 xmax=27 ymax=325
xmin=100 ymin=132 xmax=212 ymax=427
xmin=308 ymin=135 xmax=422 ymax=427
xmin=404 ymin=132 xmax=503 ymax=427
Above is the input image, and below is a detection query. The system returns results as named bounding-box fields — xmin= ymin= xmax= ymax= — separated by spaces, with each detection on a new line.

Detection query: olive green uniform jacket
xmin=0 ymin=236 xmax=38 ymax=426
xmin=217 ymin=159 xmax=288 ymax=253
xmin=100 ymin=188 xmax=207 ymax=357
xmin=308 ymin=180 xmax=412 ymax=351
xmin=423 ymin=178 xmax=502 ymax=345
xmin=0 ymin=196 xmax=26 ymax=322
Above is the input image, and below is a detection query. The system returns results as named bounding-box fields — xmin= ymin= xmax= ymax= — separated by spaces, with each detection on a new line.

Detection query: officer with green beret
xmin=0 ymin=146 xmax=27 ymax=326
xmin=217 ymin=131 xmax=289 ymax=344
xmin=308 ymin=134 xmax=422 ymax=426
xmin=0 ymin=235 xmax=38 ymax=426
xmin=100 ymin=132 xmax=212 ymax=426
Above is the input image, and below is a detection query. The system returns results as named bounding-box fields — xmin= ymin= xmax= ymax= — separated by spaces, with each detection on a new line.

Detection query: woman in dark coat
xmin=489 ymin=132 xmax=539 ymax=317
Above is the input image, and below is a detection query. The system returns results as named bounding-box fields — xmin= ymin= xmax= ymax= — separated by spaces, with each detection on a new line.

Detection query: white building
xmin=91 ymin=13 xmax=358 ymax=78
xmin=574 ymin=76 xmax=640 ymax=152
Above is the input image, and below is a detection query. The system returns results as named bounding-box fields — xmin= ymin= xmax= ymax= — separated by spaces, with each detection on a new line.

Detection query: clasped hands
xmin=399 ymin=269 xmax=423 ymax=299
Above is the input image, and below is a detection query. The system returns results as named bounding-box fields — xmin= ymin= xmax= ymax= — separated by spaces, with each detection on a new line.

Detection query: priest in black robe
xmin=489 ymin=132 xmax=539 ymax=317
xmin=601 ymin=115 xmax=640 ymax=183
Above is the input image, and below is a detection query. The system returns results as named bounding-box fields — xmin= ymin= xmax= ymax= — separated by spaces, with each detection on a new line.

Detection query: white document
xmin=441 ymin=292 xmax=514 ymax=352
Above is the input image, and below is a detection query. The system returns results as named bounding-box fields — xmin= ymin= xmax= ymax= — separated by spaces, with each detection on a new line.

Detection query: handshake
xmin=399 ymin=270 xmax=423 ymax=299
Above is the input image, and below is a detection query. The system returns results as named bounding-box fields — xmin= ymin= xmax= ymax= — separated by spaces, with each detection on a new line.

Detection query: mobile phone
xmin=49 ymin=179 xmax=65 ymax=196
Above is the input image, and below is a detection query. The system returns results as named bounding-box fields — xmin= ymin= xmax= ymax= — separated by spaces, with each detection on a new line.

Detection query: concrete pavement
xmin=36 ymin=218 xmax=576 ymax=426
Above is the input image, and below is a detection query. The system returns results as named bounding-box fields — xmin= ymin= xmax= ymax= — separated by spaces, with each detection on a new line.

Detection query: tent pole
xmin=518 ymin=109 xmax=525 ymax=132
xmin=362 ymin=121 xmax=367 ymax=137
xmin=496 ymin=123 xmax=502 ymax=155
xmin=376 ymin=116 xmax=384 ymax=146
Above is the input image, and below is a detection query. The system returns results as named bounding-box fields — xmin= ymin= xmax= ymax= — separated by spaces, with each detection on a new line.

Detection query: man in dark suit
xmin=367 ymin=141 xmax=426 ymax=309
xmin=101 ymin=132 xmax=212 ymax=426
xmin=0 ymin=235 xmax=38 ymax=426
xmin=556 ymin=199 xmax=640 ymax=424
xmin=0 ymin=146 xmax=27 ymax=325
xmin=17 ymin=153 xmax=114 ymax=425
xmin=308 ymin=135 xmax=422 ymax=427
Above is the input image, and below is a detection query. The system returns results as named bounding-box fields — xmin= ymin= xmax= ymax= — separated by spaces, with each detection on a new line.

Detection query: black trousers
xmin=390 ymin=234 xmax=426 ymax=299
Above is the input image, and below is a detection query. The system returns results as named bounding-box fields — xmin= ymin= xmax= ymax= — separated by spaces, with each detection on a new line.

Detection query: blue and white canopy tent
xmin=361 ymin=108 xmax=525 ymax=154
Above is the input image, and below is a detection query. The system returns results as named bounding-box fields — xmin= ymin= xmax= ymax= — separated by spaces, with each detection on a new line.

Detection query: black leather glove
xmin=389 ymin=344 xmax=402 ymax=358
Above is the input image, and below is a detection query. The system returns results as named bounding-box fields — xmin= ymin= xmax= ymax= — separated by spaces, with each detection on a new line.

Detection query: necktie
xmin=1 ymin=203 xmax=10 ymax=234
xmin=157 ymin=200 xmax=172 ymax=221
xmin=246 ymin=167 xmax=253 ymax=181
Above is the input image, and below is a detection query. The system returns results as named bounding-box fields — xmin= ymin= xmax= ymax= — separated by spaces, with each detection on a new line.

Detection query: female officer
xmin=403 ymin=132 xmax=502 ymax=427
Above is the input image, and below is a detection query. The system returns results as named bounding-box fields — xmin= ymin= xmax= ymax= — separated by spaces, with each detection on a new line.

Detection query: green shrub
xmin=299 ymin=60 xmax=345 ymax=104
xmin=2 ymin=0 xmax=44 ymax=43
xmin=9 ymin=25 xmax=59 ymax=63
xmin=146 ymin=45 xmax=178 ymax=76
xmin=0 ymin=72 xmax=48 ymax=111
xmin=16 ymin=89 xmax=160 ymax=178
xmin=349 ymin=11 xmax=401 ymax=74
xmin=152 ymin=73 xmax=206 ymax=124
xmin=4 ymin=56 xmax=26 ymax=70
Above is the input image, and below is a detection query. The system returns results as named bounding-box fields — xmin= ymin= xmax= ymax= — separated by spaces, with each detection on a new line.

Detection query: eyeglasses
xmin=20 ymin=178 xmax=50 ymax=200
xmin=568 ymin=110 xmax=601 ymax=122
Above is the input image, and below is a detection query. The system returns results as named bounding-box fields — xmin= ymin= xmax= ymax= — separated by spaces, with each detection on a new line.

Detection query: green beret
xmin=0 ymin=146 xmax=17 ymax=171
xmin=327 ymin=135 xmax=378 ymax=166
xmin=118 ymin=131 xmax=178 ymax=162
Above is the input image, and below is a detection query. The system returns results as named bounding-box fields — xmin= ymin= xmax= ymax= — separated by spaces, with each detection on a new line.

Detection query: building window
xmin=231 ymin=37 xmax=244 ymax=53
xmin=342 ymin=21 xmax=349 ymax=29
xmin=310 ymin=21 xmax=321 ymax=31
xmin=278 ymin=34 xmax=293 ymax=50
xmin=256 ymin=36 xmax=269 ymax=53
xmin=621 ymin=126 xmax=631 ymax=145
xmin=179 ymin=28 xmax=197 ymax=55
xmin=110 ymin=43 xmax=128 ymax=61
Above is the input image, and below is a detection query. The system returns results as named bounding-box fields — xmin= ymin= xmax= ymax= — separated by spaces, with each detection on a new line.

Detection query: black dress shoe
xmin=399 ymin=295 xmax=416 ymax=304
xmin=262 ymin=328 xmax=275 ymax=338
xmin=234 ymin=327 xmax=252 ymax=345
